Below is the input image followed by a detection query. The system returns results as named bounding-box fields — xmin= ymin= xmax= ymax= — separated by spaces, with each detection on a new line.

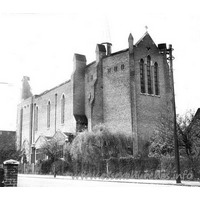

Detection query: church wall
xmin=85 ymin=62 xmax=96 ymax=131
xmin=16 ymin=97 xmax=33 ymax=162
xmin=16 ymin=80 xmax=76 ymax=164
xmin=16 ymin=98 xmax=32 ymax=148
xmin=91 ymin=61 xmax=104 ymax=128
xmin=133 ymin=37 xmax=173 ymax=152
xmin=16 ymin=104 xmax=22 ymax=148
xmin=33 ymin=81 xmax=76 ymax=143
xmin=103 ymin=51 xmax=133 ymax=135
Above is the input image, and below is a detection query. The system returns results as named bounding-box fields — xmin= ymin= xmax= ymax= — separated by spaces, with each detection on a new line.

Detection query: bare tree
xmin=149 ymin=109 xmax=200 ymax=179
xmin=0 ymin=132 xmax=21 ymax=163
xmin=40 ymin=138 xmax=64 ymax=177
xmin=70 ymin=124 xmax=133 ymax=175
xmin=148 ymin=110 xmax=174 ymax=158
xmin=177 ymin=110 xmax=200 ymax=178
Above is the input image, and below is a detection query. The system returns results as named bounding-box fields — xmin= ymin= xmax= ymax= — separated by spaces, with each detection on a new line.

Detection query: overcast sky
xmin=0 ymin=0 xmax=200 ymax=130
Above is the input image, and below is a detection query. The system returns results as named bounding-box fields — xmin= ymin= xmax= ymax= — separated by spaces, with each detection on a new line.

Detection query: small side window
xmin=108 ymin=68 xmax=111 ymax=73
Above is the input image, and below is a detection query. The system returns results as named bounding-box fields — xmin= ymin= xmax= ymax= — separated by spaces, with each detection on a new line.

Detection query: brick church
xmin=16 ymin=31 xmax=175 ymax=164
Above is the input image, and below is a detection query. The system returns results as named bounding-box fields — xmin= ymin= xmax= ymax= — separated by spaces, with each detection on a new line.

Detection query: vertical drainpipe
xmin=55 ymin=94 xmax=57 ymax=134
xmin=29 ymin=97 xmax=34 ymax=162
xmin=29 ymin=97 xmax=33 ymax=144
xmin=31 ymin=103 xmax=36 ymax=164
xmin=32 ymin=103 xmax=36 ymax=144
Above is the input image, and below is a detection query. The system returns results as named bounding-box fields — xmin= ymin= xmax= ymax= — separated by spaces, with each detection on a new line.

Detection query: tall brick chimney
xmin=72 ymin=54 xmax=86 ymax=116
xmin=21 ymin=76 xmax=32 ymax=100
xmin=72 ymin=53 xmax=88 ymax=132
xmin=101 ymin=42 xmax=112 ymax=56
xmin=128 ymin=33 xmax=134 ymax=53
xmin=96 ymin=44 xmax=106 ymax=62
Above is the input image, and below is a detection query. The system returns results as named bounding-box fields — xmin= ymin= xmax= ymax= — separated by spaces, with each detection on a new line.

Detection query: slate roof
xmin=135 ymin=31 xmax=156 ymax=46
xmin=35 ymin=80 xmax=70 ymax=98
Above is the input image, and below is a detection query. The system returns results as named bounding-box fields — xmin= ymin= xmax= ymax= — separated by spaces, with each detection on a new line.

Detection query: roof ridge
xmin=135 ymin=31 xmax=149 ymax=46
xmin=36 ymin=79 xmax=71 ymax=98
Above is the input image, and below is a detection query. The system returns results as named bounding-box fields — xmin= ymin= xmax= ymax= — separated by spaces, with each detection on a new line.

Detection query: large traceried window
xmin=47 ymin=101 xmax=51 ymax=128
xmin=61 ymin=94 xmax=65 ymax=124
xmin=147 ymin=55 xmax=152 ymax=94
xmin=154 ymin=62 xmax=159 ymax=95
xmin=139 ymin=56 xmax=160 ymax=96
xmin=140 ymin=59 xmax=145 ymax=93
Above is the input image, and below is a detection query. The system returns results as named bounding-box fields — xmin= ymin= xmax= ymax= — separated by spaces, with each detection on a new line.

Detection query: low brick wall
xmin=3 ymin=164 xmax=18 ymax=187
xmin=3 ymin=160 xmax=19 ymax=187
xmin=0 ymin=168 xmax=4 ymax=187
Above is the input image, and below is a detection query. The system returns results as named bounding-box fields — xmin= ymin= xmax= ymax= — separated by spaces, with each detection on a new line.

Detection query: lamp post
xmin=167 ymin=45 xmax=181 ymax=183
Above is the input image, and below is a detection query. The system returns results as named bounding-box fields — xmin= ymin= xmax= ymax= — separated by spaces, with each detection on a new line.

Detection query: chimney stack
xmin=96 ymin=44 xmax=106 ymax=62
xmin=101 ymin=42 xmax=112 ymax=56
xmin=21 ymin=76 xmax=32 ymax=100
xmin=128 ymin=33 xmax=134 ymax=54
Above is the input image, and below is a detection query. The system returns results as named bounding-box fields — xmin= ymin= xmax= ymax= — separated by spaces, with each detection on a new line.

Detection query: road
xmin=15 ymin=175 xmax=198 ymax=200
xmin=17 ymin=174 xmax=171 ymax=187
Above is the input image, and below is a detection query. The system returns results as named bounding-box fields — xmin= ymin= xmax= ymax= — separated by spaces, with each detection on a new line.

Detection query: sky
xmin=0 ymin=0 xmax=200 ymax=130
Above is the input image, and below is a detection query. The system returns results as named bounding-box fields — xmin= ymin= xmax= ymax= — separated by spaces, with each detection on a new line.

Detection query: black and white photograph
xmin=0 ymin=0 xmax=199 ymax=199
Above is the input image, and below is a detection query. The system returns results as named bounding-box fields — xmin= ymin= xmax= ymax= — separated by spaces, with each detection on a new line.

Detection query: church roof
xmin=44 ymin=136 xmax=53 ymax=141
xmin=194 ymin=108 xmax=200 ymax=119
xmin=135 ymin=31 xmax=156 ymax=46
xmin=34 ymin=32 xmax=157 ymax=98
xmin=63 ymin=132 xmax=73 ymax=136
xmin=36 ymin=79 xmax=70 ymax=98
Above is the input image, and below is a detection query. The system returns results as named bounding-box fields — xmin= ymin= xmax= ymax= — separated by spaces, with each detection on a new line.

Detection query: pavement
xmin=18 ymin=174 xmax=200 ymax=187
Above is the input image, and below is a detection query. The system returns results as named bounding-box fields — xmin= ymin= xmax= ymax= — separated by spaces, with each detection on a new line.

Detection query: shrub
xmin=40 ymin=159 xmax=53 ymax=174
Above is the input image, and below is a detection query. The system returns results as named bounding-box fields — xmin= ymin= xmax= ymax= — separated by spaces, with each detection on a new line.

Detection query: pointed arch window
xmin=147 ymin=55 xmax=152 ymax=94
xmin=140 ymin=59 xmax=145 ymax=93
xmin=19 ymin=108 xmax=23 ymax=148
xmin=47 ymin=101 xmax=51 ymax=128
xmin=61 ymin=94 xmax=65 ymax=124
xmin=154 ymin=62 xmax=159 ymax=95
xmin=35 ymin=106 xmax=39 ymax=131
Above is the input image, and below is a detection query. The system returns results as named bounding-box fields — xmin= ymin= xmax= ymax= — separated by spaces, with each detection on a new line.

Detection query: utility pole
xmin=167 ymin=44 xmax=181 ymax=183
